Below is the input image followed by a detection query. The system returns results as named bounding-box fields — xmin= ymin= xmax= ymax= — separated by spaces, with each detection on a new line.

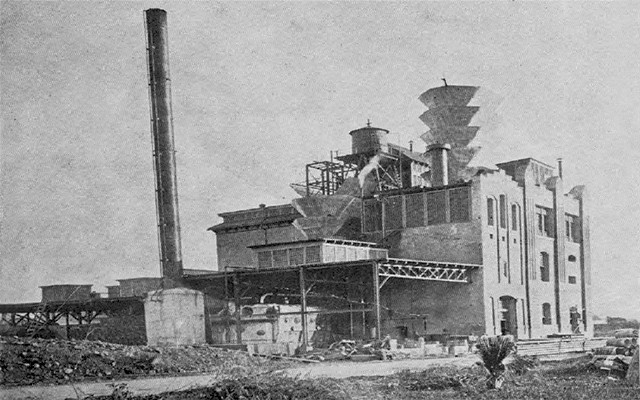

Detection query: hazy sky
xmin=1 ymin=1 xmax=639 ymax=319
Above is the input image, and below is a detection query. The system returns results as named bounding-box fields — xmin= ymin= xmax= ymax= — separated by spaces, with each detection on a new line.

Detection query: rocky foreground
xmin=0 ymin=336 xmax=274 ymax=386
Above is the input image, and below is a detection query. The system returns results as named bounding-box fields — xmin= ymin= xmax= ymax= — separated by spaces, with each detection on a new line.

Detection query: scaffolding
xmin=290 ymin=160 xmax=358 ymax=197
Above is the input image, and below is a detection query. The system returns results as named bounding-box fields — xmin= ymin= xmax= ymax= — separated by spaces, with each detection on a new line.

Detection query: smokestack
xmin=557 ymin=158 xmax=564 ymax=179
xmin=427 ymin=143 xmax=451 ymax=186
xmin=145 ymin=9 xmax=183 ymax=288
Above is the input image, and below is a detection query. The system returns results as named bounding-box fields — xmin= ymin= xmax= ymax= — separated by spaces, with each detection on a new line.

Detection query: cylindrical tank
xmin=427 ymin=143 xmax=451 ymax=186
xmin=349 ymin=126 xmax=389 ymax=155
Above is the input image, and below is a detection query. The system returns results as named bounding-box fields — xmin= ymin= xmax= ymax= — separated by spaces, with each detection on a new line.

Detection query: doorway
xmin=499 ymin=296 xmax=518 ymax=339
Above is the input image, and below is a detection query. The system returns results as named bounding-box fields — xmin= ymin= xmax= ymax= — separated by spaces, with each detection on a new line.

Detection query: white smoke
xmin=358 ymin=154 xmax=382 ymax=188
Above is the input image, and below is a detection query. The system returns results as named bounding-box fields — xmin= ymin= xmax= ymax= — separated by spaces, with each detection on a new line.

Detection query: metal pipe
xmin=557 ymin=158 xmax=563 ymax=179
xmin=427 ymin=143 xmax=451 ymax=186
xmin=145 ymin=9 xmax=183 ymax=288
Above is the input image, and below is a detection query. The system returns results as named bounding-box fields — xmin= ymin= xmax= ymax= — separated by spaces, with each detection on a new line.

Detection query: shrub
xmin=475 ymin=335 xmax=516 ymax=389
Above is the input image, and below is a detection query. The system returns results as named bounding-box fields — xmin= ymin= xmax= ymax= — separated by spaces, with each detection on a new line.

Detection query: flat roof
xmin=39 ymin=284 xmax=92 ymax=288
xmin=0 ymin=296 xmax=143 ymax=314
xmin=183 ymin=258 xmax=481 ymax=281
xmin=248 ymin=238 xmax=384 ymax=249
xmin=496 ymin=157 xmax=555 ymax=169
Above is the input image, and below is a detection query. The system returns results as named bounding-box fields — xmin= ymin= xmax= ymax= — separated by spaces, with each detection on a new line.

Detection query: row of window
xmin=539 ymin=252 xmax=579 ymax=283
xmin=486 ymin=197 xmax=521 ymax=231
xmin=363 ymin=187 xmax=471 ymax=232
xmin=535 ymin=206 xmax=581 ymax=242
xmin=257 ymin=245 xmax=322 ymax=269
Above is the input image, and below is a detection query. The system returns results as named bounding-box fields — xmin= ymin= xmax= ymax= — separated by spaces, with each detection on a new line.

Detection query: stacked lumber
xmin=591 ymin=329 xmax=638 ymax=379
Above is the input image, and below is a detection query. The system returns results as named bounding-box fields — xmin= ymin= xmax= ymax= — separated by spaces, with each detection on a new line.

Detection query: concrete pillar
xmin=570 ymin=185 xmax=592 ymax=335
xmin=546 ymin=177 xmax=566 ymax=332
xmin=144 ymin=288 xmax=206 ymax=346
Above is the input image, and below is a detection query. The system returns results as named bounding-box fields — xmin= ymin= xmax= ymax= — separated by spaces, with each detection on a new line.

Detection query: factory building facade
xmin=207 ymin=84 xmax=592 ymax=342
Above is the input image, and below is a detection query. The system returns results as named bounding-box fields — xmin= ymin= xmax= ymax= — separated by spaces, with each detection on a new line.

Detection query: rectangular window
xmin=427 ymin=191 xmax=447 ymax=225
xmin=405 ymin=193 xmax=425 ymax=227
xmin=257 ymin=251 xmax=272 ymax=269
xmin=289 ymin=247 xmax=304 ymax=266
xmin=511 ymin=204 xmax=519 ymax=231
xmin=499 ymin=195 xmax=507 ymax=228
xmin=363 ymin=199 xmax=382 ymax=232
xmin=384 ymin=196 xmax=404 ymax=231
xmin=542 ymin=303 xmax=552 ymax=325
xmin=449 ymin=187 xmax=470 ymax=222
xmin=305 ymin=246 xmax=321 ymax=264
xmin=565 ymin=214 xmax=580 ymax=243
xmin=536 ymin=206 xmax=553 ymax=237
xmin=540 ymin=252 xmax=550 ymax=282
xmin=272 ymin=249 xmax=288 ymax=268
xmin=568 ymin=276 xmax=577 ymax=284
xmin=487 ymin=198 xmax=495 ymax=226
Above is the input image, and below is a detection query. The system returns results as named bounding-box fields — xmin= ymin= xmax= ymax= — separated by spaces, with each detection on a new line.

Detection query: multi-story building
xmin=204 ymin=84 xmax=592 ymax=344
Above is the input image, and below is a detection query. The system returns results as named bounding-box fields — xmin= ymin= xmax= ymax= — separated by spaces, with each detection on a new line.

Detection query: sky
xmin=1 ymin=1 xmax=639 ymax=319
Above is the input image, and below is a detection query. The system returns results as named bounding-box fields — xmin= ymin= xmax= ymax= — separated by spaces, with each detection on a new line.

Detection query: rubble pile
xmin=590 ymin=329 xmax=638 ymax=379
xmin=303 ymin=336 xmax=462 ymax=362
xmin=0 ymin=336 xmax=271 ymax=386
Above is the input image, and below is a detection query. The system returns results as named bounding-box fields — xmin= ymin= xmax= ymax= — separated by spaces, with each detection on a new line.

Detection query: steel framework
xmin=377 ymin=258 xmax=479 ymax=288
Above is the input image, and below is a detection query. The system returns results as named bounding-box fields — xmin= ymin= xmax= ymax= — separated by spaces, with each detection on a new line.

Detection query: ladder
xmin=26 ymin=302 xmax=48 ymax=338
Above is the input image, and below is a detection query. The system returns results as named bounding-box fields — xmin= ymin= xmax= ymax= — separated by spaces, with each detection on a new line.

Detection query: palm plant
xmin=475 ymin=335 xmax=516 ymax=389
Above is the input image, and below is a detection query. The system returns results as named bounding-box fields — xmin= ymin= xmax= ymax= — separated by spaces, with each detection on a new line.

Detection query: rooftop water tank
xmin=349 ymin=125 xmax=389 ymax=155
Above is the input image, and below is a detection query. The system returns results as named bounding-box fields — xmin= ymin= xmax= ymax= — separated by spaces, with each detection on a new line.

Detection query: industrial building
xmin=0 ymin=9 xmax=592 ymax=353
xmin=195 ymin=84 xmax=592 ymax=353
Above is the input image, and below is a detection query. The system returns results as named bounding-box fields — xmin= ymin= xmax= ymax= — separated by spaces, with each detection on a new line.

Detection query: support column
xmin=372 ymin=263 xmax=382 ymax=340
xmin=65 ymin=313 xmax=70 ymax=339
xmin=233 ymin=273 xmax=242 ymax=344
xmin=299 ymin=266 xmax=308 ymax=352
xmin=547 ymin=177 xmax=566 ymax=332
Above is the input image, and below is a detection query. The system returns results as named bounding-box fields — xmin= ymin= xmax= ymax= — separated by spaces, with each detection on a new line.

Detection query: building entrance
xmin=499 ymin=296 xmax=518 ymax=338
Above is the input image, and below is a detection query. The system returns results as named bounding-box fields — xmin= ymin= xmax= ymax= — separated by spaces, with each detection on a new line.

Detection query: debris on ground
xmin=0 ymin=336 xmax=278 ymax=386
xmin=590 ymin=329 xmax=638 ymax=379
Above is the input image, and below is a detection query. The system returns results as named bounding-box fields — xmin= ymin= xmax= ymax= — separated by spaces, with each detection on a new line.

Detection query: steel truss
xmin=378 ymin=258 xmax=480 ymax=288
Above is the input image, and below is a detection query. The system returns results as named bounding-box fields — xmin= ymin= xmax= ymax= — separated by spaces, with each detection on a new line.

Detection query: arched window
xmin=542 ymin=303 xmax=552 ymax=325
xmin=487 ymin=198 xmax=495 ymax=226
xmin=540 ymin=252 xmax=550 ymax=282
xmin=568 ymin=255 xmax=577 ymax=262
xmin=499 ymin=195 xmax=507 ymax=228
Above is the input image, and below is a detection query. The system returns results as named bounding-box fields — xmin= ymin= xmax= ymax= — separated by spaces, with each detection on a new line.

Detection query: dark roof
xmin=387 ymin=143 xmax=430 ymax=164
xmin=0 ymin=296 xmax=143 ymax=314
xmin=208 ymin=213 xmax=300 ymax=233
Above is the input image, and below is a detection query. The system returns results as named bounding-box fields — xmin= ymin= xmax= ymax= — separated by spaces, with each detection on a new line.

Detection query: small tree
xmin=475 ymin=335 xmax=516 ymax=389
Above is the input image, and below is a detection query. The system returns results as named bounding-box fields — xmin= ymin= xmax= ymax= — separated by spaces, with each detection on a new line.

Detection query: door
xmin=499 ymin=296 xmax=518 ymax=339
